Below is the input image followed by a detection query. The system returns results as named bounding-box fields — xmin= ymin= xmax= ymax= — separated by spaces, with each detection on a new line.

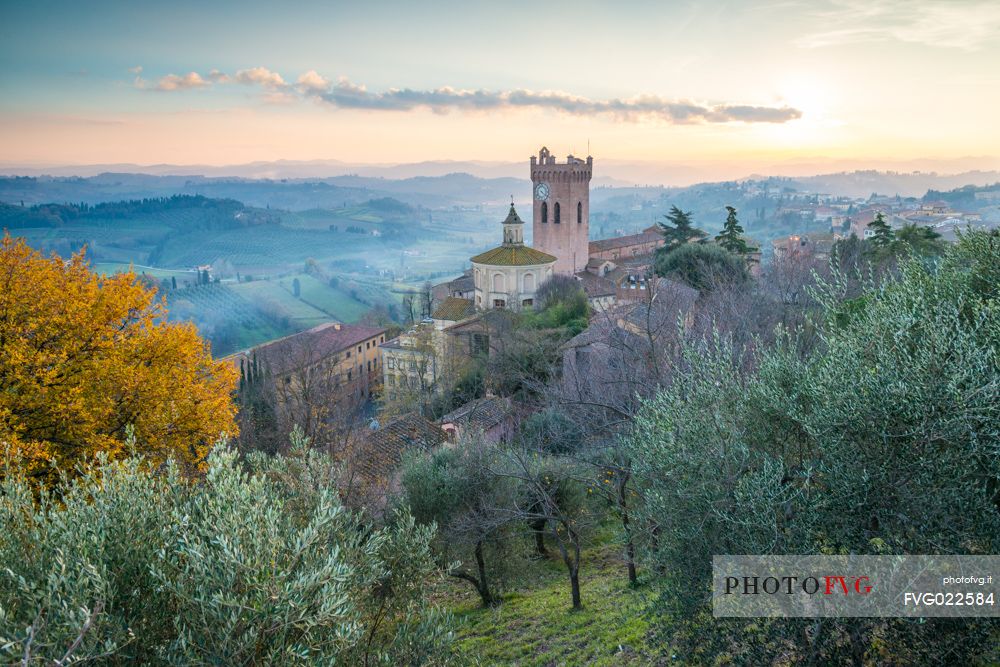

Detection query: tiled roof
xmin=589 ymin=230 xmax=662 ymax=253
xmin=439 ymin=396 xmax=510 ymax=431
xmin=470 ymin=244 xmax=557 ymax=266
xmin=448 ymin=274 xmax=474 ymax=292
xmin=432 ymin=297 xmax=476 ymax=322
xmin=234 ymin=322 xmax=385 ymax=377
xmin=360 ymin=413 xmax=447 ymax=479
xmin=574 ymin=271 xmax=616 ymax=297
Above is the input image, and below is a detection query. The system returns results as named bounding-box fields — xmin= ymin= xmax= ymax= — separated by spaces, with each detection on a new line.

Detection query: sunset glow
xmin=2 ymin=1 xmax=998 ymax=180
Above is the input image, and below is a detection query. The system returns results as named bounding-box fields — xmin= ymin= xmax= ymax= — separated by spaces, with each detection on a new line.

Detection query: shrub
xmin=653 ymin=242 xmax=749 ymax=291
xmin=0 ymin=436 xmax=455 ymax=665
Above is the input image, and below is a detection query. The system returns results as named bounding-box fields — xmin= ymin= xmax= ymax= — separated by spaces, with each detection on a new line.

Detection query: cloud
xmin=137 ymin=66 xmax=801 ymax=124
xmin=796 ymin=0 xmax=1000 ymax=50
xmin=296 ymin=69 xmax=329 ymax=93
xmin=155 ymin=72 xmax=210 ymax=91
xmin=235 ymin=66 xmax=286 ymax=89
xmin=128 ymin=65 xmax=143 ymax=75
xmin=206 ymin=69 xmax=230 ymax=84
xmin=312 ymin=78 xmax=801 ymax=124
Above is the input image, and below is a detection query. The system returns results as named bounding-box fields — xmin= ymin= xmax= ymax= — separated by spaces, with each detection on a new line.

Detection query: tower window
xmin=554 ymin=202 xmax=561 ymax=224
xmin=577 ymin=201 xmax=582 ymax=224
xmin=541 ymin=202 xmax=548 ymax=223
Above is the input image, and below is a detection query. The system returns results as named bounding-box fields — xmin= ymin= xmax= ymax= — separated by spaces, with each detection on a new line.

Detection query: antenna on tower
xmin=587 ymin=138 xmax=591 ymax=155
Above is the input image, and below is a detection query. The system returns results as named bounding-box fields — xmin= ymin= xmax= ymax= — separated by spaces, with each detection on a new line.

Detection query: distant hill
xmin=786 ymin=170 xmax=1000 ymax=199
xmin=0 ymin=172 xmax=528 ymax=210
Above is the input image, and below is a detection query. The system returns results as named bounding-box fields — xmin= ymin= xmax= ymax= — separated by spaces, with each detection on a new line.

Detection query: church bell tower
xmin=530 ymin=146 xmax=592 ymax=275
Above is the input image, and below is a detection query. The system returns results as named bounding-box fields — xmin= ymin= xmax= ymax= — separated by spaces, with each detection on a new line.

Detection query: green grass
xmin=435 ymin=542 xmax=662 ymax=666
xmin=273 ymin=274 xmax=371 ymax=323
xmin=229 ymin=279 xmax=332 ymax=329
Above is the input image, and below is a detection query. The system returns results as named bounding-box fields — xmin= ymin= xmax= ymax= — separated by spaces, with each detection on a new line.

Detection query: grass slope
xmin=437 ymin=543 xmax=662 ymax=666
xmin=273 ymin=274 xmax=371 ymax=323
xmin=229 ymin=279 xmax=331 ymax=329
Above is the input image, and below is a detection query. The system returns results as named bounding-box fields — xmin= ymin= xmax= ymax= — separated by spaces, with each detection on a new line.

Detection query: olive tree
xmin=626 ymin=232 xmax=1000 ymax=664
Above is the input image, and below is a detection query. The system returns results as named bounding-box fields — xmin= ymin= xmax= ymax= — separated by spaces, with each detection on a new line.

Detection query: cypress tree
xmin=867 ymin=211 xmax=894 ymax=247
xmin=656 ymin=206 xmax=706 ymax=253
xmin=715 ymin=206 xmax=756 ymax=255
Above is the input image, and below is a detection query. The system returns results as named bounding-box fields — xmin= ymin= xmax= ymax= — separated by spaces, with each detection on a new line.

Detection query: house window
xmin=577 ymin=201 xmax=582 ymax=224
xmin=522 ymin=298 xmax=533 ymax=307
xmin=357 ymin=346 xmax=361 ymax=353
xmin=554 ymin=202 xmax=560 ymax=224
xmin=541 ymin=202 xmax=548 ymax=223
xmin=388 ymin=358 xmax=394 ymax=369
xmin=366 ymin=342 xmax=370 ymax=349
xmin=346 ymin=350 xmax=351 ymax=358
xmin=472 ymin=333 xmax=488 ymax=355
xmin=493 ymin=299 xmax=506 ymax=309
xmin=347 ymin=370 xmax=352 ymax=380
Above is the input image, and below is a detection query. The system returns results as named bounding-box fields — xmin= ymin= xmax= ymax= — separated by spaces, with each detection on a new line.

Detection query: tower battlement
xmin=530 ymin=147 xmax=593 ymax=181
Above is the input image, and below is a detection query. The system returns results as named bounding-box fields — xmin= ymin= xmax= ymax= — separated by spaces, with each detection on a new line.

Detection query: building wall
xmin=472 ymin=261 xmax=554 ymax=310
xmin=269 ymin=330 xmax=386 ymax=415
xmin=589 ymin=236 xmax=663 ymax=261
xmin=531 ymin=148 xmax=592 ymax=275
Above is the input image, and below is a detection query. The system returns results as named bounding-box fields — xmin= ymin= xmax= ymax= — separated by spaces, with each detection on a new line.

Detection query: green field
xmin=230 ymin=279 xmax=332 ymax=330
xmin=166 ymin=283 xmax=294 ymax=356
xmin=273 ymin=274 xmax=372 ymax=322
xmin=93 ymin=262 xmax=200 ymax=282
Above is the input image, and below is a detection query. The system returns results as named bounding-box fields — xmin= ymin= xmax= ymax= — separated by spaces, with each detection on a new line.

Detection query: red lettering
xmin=824 ymin=575 xmax=849 ymax=595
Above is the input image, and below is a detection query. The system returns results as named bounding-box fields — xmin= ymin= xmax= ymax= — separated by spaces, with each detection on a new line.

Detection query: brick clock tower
xmin=530 ymin=146 xmax=592 ymax=275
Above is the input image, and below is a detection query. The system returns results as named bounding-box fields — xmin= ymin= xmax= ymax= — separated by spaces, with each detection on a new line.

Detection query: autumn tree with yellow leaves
xmin=0 ymin=235 xmax=237 ymax=480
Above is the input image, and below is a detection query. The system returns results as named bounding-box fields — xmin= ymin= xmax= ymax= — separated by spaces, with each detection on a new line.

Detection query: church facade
xmin=470 ymin=203 xmax=556 ymax=310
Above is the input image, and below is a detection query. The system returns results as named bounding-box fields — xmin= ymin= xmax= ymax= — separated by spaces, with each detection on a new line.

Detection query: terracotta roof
xmin=432 ymin=297 xmax=476 ymax=322
xmin=589 ymin=230 xmax=662 ymax=253
xmin=237 ymin=322 xmax=385 ymax=377
xmin=470 ymin=244 xmax=557 ymax=266
xmin=360 ymin=413 xmax=447 ymax=479
xmin=448 ymin=274 xmax=474 ymax=292
xmin=574 ymin=271 xmax=616 ymax=297
xmin=439 ymin=396 xmax=510 ymax=432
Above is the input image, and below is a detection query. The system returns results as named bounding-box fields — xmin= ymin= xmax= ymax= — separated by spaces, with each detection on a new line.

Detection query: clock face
xmin=534 ymin=182 xmax=550 ymax=201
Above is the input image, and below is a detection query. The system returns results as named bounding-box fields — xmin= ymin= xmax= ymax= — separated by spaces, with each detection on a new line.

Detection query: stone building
xmin=231 ymin=322 xmax=387 ymax=416
xmin=470 ymin=203 xmax=556 ymax=310
xmin=587 ymin=225 xmax=664 ymax=261
xmin=531 ymin=147 xmax=593 ymax=275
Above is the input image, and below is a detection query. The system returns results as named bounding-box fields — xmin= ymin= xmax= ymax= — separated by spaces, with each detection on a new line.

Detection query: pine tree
xmin=715 ymin=206 xmax=756 ymax=255
xmin=656 ymin=205 xmax=706 ymax=252
xmin=867 ymin=212 xmax=894 ymax=247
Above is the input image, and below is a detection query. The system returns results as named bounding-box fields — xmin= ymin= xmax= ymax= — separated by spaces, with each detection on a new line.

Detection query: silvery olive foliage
xmin=627 ymin=232 xmax=1000 ymax=664
xmin=0 ymin=433 xmax=454 ymax=665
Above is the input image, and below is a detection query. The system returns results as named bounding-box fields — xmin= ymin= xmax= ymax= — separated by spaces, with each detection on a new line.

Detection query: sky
xmin=1 ymin=0 xmax=999 ymax=179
